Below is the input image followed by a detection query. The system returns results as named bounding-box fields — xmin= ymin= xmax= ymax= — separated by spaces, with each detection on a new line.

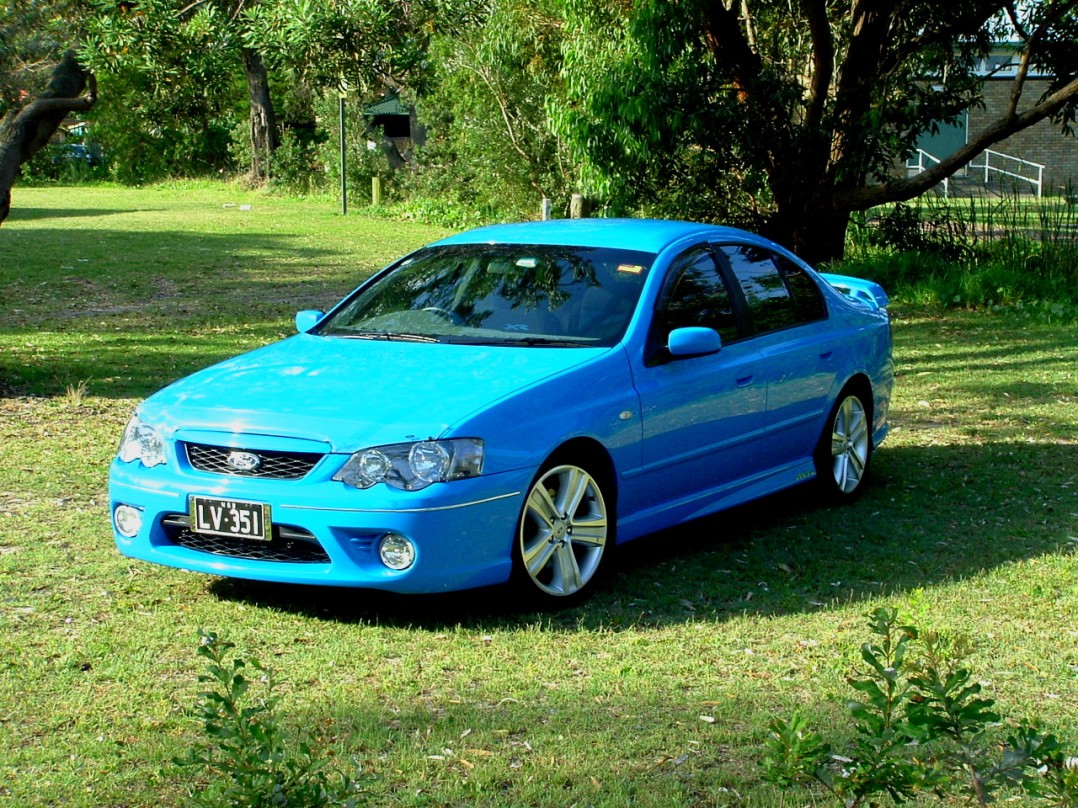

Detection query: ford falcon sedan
xmin=109 ymin=219 xmax=893 ymax=603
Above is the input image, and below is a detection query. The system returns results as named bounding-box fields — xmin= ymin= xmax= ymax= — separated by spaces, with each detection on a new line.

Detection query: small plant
xmin=175 ymin=631 xmax=364 ymax=807
xmin=868 ymin=202 xmax=972 ymax=262
xmin=762 ymin=608 xmax=1078 ymax=807
xmin=61 ymin=378 xmax=90 ymax=407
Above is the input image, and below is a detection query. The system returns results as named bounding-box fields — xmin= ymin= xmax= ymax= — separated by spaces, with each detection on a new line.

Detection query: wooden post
xmin=570 ymin=193 xmax=589 ymax=219
xmin=372 ymin=176 xmax=383 ymax=206
xmin=339 ymin=96 xmax=347 ymax=216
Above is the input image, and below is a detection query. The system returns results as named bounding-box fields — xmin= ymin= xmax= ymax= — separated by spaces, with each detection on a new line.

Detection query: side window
xmin=775 ymin=255 xmax=826 ymax=323
xmin=720 ymin=245 xmax=797 ymax=334
xmin=655 ymin=247 xmax=739 ymax=344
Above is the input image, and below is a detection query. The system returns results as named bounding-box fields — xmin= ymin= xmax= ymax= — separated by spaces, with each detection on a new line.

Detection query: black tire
xmin=814 ymin=390 xmax=872 ymax=500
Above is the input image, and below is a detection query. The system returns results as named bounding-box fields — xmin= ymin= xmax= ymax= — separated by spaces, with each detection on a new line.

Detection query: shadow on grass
xmin=208 ymin=440 xmax=1078 ymax=631
xmin=2 ymin=225 xmax=364 ymax=398
xmin=4 ymin=206 xmax=143 ymax=221
xmin=0 ymin=328 xmax=282 ymax=400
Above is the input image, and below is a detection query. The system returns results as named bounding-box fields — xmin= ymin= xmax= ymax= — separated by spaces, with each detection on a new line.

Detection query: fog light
xmin=114 ymin=504 xmax=143 ymax=538
xmin=378 ymin=533 xmax=416 ymax=571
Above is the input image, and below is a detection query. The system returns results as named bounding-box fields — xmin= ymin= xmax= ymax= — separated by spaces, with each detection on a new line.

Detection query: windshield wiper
xmin=446 ymin=335 xmax=592 ymax=347
xmin=338 ymin=330 xmax=440 ymax=343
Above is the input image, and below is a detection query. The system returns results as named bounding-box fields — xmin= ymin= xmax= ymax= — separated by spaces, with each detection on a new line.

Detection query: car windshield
xmin=316 ymin=244 xmax=655 ymax=346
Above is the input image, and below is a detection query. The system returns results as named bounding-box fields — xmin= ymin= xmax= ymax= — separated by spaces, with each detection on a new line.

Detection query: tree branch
xmin=701 ymin=0 xmax=761 ymax=104
xmin=453 ymin=44 xmax=545 ymax=195
xmin=740 ymin=0 xmax=757 ymax=49
xmin=1 ymin=52 xmax=97 ymax=225
xmin=1006 ymin=41 xmax=1033 ymax=119
xmin=801 ymin=0 xmax=833 ymax=132
xmin=175 ymin=0 xmax=211 ymax=17
xmin=834 ymin=75 xmax=1078 ymax=210
xmin=1005 ymin=1 xmax=1030 ymax=39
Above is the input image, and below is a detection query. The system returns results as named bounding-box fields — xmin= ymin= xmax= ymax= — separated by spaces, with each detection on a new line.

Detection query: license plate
xmin=189 ymin=496 xmax=271 ymax=542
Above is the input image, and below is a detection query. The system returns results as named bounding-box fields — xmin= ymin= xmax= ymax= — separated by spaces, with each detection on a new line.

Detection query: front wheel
xmin=816 ymin=392 xmax=872 ymax=499
xmin=515 ymin=462 xmax=611 ymax=602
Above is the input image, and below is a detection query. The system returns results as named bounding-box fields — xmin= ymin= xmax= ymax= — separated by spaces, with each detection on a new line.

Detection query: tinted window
xmin=775 ymin=255 xmax=826 ymax=322
xmin=655 ymin=247 xmax=739 ymax=344
xmin=317 ymin=244 xmax=654 ymax=347
xmin=720 ymin=245 xmax=797 ymax=333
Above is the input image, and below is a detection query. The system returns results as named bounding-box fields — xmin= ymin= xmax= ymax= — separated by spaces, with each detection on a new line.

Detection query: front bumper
xmin=108 ymin=452 xmax=529 ymax=593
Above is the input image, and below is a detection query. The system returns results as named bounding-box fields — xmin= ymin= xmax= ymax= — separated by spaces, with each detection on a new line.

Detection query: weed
xmin=762 ymin=608 xmax=1078 ymax=807
xmin=174 ymin=632 xmax=365 ymax=807
xmin=61 ymin=378 xmax=90 ymax=407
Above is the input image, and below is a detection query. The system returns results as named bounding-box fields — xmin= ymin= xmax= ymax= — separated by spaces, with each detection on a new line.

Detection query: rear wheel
xmin=816 ymin=391 xmax=871 ymax=499
xmin=516 ymin=462 xmax=610 ymax=602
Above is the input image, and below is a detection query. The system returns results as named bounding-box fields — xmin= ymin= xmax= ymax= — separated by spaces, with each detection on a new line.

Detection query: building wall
xmin=968 ymin=78 xmax=1078 ymax=196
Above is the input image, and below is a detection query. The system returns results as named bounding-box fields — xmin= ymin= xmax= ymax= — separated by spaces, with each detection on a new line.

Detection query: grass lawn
xmin=1 ymin=185 xmax=1076 ymax=806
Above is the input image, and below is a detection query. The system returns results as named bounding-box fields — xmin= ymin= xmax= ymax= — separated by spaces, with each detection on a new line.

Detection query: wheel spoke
xmin=850 ymin=412 xmax=869 ymax=445
xmin=559 ymin=467 xmax=590 ymax=518
xmin=831 ymin=431 xmax=845 ymax=458
xmin=522 ymin=536 xmax=557 ymax=578
xmin=568 ymin=515 xmax=607 ymax=547
xmin=552 ymin=541 xmax=583 ymax=594
xmin=847 ymin=445 xmax=866 ymax=479
xmin=526 ymin=485 xmax=559 ymax=529
xmin=834 ymin=453 xmax=849 ymax=488
xmin=840 ymin=396 xmax=856 ymax=426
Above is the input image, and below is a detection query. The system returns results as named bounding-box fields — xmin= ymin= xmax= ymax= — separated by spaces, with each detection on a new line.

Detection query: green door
xmin=915 ymin=112 xmax=968 ymax=160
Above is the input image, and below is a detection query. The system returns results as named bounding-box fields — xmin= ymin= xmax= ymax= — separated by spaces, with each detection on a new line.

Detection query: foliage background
xmin=6 ymin=0 xmax=1078 ymax=257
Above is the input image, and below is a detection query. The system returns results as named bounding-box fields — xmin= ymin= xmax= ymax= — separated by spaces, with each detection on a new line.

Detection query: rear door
xmin=717 ymin=244 xmax=837 ymax=461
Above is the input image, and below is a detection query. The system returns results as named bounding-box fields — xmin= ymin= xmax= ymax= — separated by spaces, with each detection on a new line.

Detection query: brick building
xmin=912 ymin=51 xmax=1078 ymax=197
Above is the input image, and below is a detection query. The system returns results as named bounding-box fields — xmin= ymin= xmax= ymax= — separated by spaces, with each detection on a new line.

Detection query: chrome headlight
xmin=118 ymin=415 xmax=167 ymax=468
xmin=333 ymin=438 xmax=483 ymax=491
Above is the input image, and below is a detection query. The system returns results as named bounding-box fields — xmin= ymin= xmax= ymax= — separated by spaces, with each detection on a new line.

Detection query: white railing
xmin=967 ymin=149 xmax=1044 ymax=198
xmin=906 ymin=149 xmax=950 ymax=197
xmin=906 ymin=147 xmax=1046 ymax=198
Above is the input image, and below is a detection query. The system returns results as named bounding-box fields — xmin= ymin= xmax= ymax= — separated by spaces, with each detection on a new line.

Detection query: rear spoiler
xmin=820 ymin=272 xmax=890 ymax=311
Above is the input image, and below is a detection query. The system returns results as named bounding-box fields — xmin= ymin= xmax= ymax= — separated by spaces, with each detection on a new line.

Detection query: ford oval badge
xmin=226 ymin=451 xmax=262 ymax=473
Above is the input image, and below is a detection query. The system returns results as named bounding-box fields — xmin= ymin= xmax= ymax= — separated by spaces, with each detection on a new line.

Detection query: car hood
xmin=139 ymin=335 xmax=607 ymax=453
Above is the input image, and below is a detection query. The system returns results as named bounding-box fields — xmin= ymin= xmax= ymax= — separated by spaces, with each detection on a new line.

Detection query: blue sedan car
xmin=110 ymin=219 xmax=893 ymax=603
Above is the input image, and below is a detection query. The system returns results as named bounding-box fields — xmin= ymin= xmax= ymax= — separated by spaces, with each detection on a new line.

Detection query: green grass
xmin=1 ymin=186 xmax=1077 ymax=806
xmin=845 ymin=194 xmax=1078 ymax=314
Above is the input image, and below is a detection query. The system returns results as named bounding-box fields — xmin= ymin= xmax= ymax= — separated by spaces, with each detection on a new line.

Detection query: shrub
xmin=762 ymin=608 xmax=1078 ymax=807
xmin=174 ymin=631 xmax=365 ymax=807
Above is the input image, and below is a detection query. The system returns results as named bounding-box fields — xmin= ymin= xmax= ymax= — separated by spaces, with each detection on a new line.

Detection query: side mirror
xmin=295 ymin=310 xmax=324 ymax=333
xmin=667 ymin=326 xmax=722 ymax=358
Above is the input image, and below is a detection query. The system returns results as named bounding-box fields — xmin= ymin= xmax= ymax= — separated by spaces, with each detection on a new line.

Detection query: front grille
xmin=184 ymin=443 xmax=323 ymax=480
xmin=162 ymin=514 xmax=330 ymax=564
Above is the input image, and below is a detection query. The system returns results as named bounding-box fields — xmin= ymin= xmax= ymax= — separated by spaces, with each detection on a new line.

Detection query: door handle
xmin=736 ymin=375 xmax=753 ymax=387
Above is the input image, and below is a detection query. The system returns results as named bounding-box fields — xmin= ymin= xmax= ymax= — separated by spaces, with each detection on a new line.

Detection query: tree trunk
xmin=0 ymin=50 xmax=96 ymax=225
xmin=759 ymin=201 xmax=852 ymax=267
xmin=242 ymin=48 xmax=279 ymax=182
xmin=789 ymin=209 xmax=853 ymax=267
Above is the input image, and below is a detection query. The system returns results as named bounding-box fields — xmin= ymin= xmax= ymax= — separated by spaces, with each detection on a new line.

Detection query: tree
xmin=412 ymin=0 xmax=574 ymax=215
xmin=555 ymin=0 xmax=1078 ymax=262
xmin=1 ymin=0 xmax=92 ymax=111
xmin=243 ymin=0 xmax=445 ymax=96
xmin=80 ymin=0 xmax=459 ymax=183
xmin=0 ymin=49 xmax=96 ymax=224
xmin=82 ymin=0 xmax=279 ymax=181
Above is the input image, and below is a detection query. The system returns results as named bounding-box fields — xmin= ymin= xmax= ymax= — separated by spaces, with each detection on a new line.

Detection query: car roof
xmin=432 ymin=219 xmax=763 ymax=255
